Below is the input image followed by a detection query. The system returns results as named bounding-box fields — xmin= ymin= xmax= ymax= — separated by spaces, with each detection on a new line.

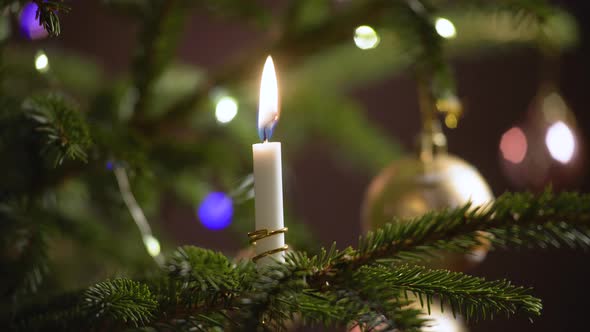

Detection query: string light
xmin=215 ymin=96 xmax=238 ymax=124
xmin=35 ymin=51 xmax=49 ymax=73
xmin=435 ymin=17 xmax=456 ymax=39
xmin=113 ymin=166 xmax=164 ymax=265
xmin=354 ymin=25 xmax=380 ymax=50
xmin=142 ymin=234 xmax=161 ymax=257
xmin=198 ymin=192 xmax=234 ymax=231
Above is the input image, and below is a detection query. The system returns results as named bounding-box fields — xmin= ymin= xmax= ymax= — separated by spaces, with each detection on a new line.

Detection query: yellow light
xmin=35 ymin=52 xmax=49 ymax=72
xmin=215 ymin=96 xmax=238 ymax=124
xmin=258 ymin=56 xmax=279 ymax=135
xmin=444 ymin=114 xmax=458 ymax=128
xmin=354 ymin=25 xmax=380 ymax=50
xmin=435 ymin=17 xmax=456 ymax=39
xmin=142 ymin=234 xmax=161 ymax=257
xmin=546 ymin=121 xmax=575 ymax=164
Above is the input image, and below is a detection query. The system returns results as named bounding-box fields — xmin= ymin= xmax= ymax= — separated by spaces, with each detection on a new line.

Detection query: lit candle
xmin=252 ymin=56 xmax=286 ymax=264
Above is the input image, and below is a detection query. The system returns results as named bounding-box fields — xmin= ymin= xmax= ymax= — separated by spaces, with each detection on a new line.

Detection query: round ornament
xmin=361 ymin=152 xmax=493 ymax=270
xmin=499 ymin=87 xmax=583 ymax=190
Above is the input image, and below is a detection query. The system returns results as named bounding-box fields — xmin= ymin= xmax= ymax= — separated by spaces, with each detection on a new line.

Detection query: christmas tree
xmin=1 ymin=1 xmax=588 ymax=331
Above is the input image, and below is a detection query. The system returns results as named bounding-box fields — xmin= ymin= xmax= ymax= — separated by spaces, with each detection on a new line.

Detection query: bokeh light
xmin=447 ymin=163 xmax=494 ymax=207
xmin=444 ymin=114 xmax=458 ymax=129
xmin=20 ymin=2 xmax=49 ymax=40
xmin=354 ymin=25 xmax=380 ymax=50
xmin=435 ymin=17 xmax=456 ymax=39
xmin=198 ymin=192 xmax=234 ymax=230
xmin=500 ymin=127 xmax=528 ymax=164
xmin=546 ymin=121 xmax=575 ymax=164
xmin=422 ymin=310 xmax=464 ymax=332
xmin=215 ymin=96 xmax=238 ymax=124
xmin=35 ymin=51 xmax=49 ymax=72
xmin=142 ymin=234 xmax=161 ymax=257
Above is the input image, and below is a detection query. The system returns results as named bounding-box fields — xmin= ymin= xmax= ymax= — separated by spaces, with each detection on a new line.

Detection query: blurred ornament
xmin=197 ymin=191 xmax=234 ymax=231
xmin=500 ymin=87 xmax=583 ymax=190
xmin=362 ymin=151 xmax=493 ymax=270
xmin=362 ymin=71 xmax=494 ymax=270
xmin=20 ymin=2 xmax=49 ymax=40
xmin=420 ymin=302 xmax=467 ymax=332
xmin=348 ymin=299 xmax=467 ymax=332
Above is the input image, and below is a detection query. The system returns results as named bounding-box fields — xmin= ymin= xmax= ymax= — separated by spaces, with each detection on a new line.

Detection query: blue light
xmin=198 ymin=192 xmax=233 ymax=230
xmin=106 ymin=161 xmax=115 ymax=170
xmin=19 ymin=2 xmax=48 ymax=40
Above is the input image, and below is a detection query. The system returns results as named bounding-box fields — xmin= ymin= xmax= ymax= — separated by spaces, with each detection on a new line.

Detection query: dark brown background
xmin=26 ymin=1 xmax=590 ymax=331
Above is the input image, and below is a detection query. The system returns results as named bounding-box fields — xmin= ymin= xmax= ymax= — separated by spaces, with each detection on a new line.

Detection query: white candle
xmin=252 ymin=56 xmax=285 ymax=264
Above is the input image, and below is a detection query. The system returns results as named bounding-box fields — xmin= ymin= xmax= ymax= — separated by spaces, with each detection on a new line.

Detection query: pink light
xmin=500 ymin=127 xmax=527 ymax=164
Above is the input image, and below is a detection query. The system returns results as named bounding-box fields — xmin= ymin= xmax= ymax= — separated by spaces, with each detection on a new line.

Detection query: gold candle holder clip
xmin=247 ymin=227 xmax=288 ymax=262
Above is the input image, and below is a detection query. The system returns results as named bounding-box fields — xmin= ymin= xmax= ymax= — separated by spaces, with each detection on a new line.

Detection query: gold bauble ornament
xmin=361 ymin=152 xmax=494 ymax=270
xmin=348 ymin=297 xmax=467 ymax=332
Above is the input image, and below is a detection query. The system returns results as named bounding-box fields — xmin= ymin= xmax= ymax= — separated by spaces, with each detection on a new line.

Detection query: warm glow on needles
xmin=546 ymin=121 xmax=575 ymax=164
xmin=258 ymin=56 xmax=279 ymax=141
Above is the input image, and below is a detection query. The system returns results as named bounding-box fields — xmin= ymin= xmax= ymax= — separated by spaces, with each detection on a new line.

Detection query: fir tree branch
xmin=309 ymin=191 xmax=590 ymax=288
xmin=83 ymin=279 xmax=157 ymax=327
xmin=0 ymin=201 xmax=49 ymax=303
xmin=22 ymin=93 xmax=92 ymax=166
xmin=7 ymin=191 xmax=590 ymax=331
xmin=355 ymin=264 xmax=541 ymax=321
xmin=0 ymin=0 xmax=71 ymax=36
xmin=33 ymin=0 xmax=70 ymax=37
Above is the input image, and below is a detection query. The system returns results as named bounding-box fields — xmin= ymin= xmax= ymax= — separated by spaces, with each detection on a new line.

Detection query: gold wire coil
xmin=247 ymin=227 xmax=288 ymax=262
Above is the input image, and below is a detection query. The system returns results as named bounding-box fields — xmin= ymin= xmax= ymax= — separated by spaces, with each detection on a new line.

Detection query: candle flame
xmin=258 ymin=56 xmax=279 ymax=141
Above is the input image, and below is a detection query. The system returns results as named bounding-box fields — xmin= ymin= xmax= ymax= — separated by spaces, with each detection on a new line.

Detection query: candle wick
xmin=262 ymin=126 xmax=270 ymax=143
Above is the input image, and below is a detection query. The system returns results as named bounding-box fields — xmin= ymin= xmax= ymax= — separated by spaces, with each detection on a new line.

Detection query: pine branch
xmin=355 ymin=264 xmax=541 ymax=321
xmin=0 ymin=200 xmax=49 ymax=303
xmin=8 ymin=191 xmax=590 ymax=331
xmin=32 ymin=0 xmax=70 ymax=37
xmin=166 ymin=246 xmax=240 ymax=292
xmin=83 ymin=278 xmax=157 ymax=327
xmin=308 ymin=191 xmax=590 ymax=287
xmin=22 ymin=93 xmax=92 ymax=166
xmin=0 ymin=1 xmax=68 ymax=36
